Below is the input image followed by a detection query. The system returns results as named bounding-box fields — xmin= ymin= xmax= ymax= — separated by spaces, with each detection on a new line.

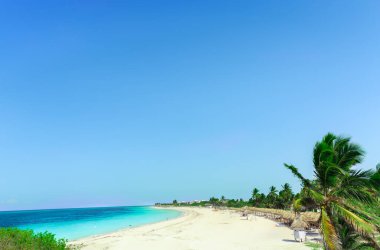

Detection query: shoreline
xmin=71 ymin=206 xmax=312 ymax=250
xmin=69 ymin=206 xmax=187 ymax=243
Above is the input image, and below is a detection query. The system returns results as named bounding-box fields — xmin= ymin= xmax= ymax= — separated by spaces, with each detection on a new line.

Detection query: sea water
xmin=0 ymin=206 xmax=181 ymax=240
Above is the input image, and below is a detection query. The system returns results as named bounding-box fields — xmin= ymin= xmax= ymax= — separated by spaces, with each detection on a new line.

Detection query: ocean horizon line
xmin=0 ymin=204 xmax=155 ymax=213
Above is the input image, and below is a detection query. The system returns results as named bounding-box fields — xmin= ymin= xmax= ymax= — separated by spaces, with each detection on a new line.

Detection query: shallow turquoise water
xmin=0 ymin=206 xmax=181 ymax=240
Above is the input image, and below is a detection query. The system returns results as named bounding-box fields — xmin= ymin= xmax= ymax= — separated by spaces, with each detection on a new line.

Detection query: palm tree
xmin=279 ymin=183 xmax=294 ymax=209
xmin=269 ymin=186 xmax=277 ymax=195
xmin=284 ymin=133 xmax=380 ymax=250
xmin=282 ymin=183 xmax=291 ymax=191
xmin=252 ymin=188 xmax=259 ymax=199
xmin=267 ymin=186 xmax=278 ymax=208
xmin=251 ymin=188 xmax=260 ymax=206
xmin=209 ymin=197 xmax=220 ymax=207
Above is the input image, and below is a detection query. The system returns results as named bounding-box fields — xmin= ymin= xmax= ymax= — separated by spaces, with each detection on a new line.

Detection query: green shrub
xmin=0 ymin=227 xmax=70 ymax=250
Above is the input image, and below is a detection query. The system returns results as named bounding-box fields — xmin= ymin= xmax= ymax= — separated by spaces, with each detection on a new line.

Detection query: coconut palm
xmin=279 ymin=183 xmax=294 ymax=209
xmin=284 ymin=133 xmax=380 ymax=250
xmin=250 ymin=188 xmax=260 ymax=206
xmin=282 ymin=183 xmax=291 ymax=191
xmin=252 ymin=188 xmax=259 ymax=199
xmin=268 ymin=186 xmax=277 ymax=196
xmin=266 ymin=186 xmax=278 ymax=208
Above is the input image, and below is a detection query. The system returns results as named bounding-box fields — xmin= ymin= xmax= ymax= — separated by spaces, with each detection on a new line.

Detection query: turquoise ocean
xmin=0 ymin=206 xmax=181 ymax=240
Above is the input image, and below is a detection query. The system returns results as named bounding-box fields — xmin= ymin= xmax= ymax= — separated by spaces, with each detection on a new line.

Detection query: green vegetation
xmin=161 ymin=132 xmax=379 ymax=250
xmin=249 ymin=183 xmax=295 ymax=209
xmin=160 ymin=182 xmax=296 ymax=209
xmin=0 ymin=227 xmax=70 ymax=250
xmin=285 ymin=133 xmax=380 ymax=250
xmin=305 ymin=241 xmax=323 ymax=250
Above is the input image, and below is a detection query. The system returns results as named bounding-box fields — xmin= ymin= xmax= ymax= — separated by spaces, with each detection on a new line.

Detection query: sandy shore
xmin=71 ymin=207 xmax=312 ymax=250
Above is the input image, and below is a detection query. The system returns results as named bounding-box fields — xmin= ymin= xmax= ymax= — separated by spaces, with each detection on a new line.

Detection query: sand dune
xmin=71 ymin=207 xmax=312 ymax=250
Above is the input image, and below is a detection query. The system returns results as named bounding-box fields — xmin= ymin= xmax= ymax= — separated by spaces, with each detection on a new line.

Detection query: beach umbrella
xmin=301 ymin=212 xmax=320 ymax=228
xmin=291 ymin=216 xmax=308 ymax=230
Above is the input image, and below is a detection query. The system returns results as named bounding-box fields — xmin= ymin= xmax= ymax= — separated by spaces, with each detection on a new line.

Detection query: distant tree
xmin=172 ymin=199 xmax=178 ymax=205
xmin=278 ymin=183 xmax=294 ymax=209
xmin=209 ymin=197 xmax=219 ymax=207
xmin=258 ymin=193 xmax=266 ymax=208
xmin=266 ymin=186 xmax=278 ymax=208
xmin=251 ymin=188 xmax=259 ymax=199
xmin=251 ymin=188 xmax=261 ymax=207
xmin=227 ymin=199 xmax=235 ymax=207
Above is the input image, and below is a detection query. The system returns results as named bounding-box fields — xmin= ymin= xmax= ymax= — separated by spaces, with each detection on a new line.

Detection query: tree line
xmin=164 ymin=133 xmax=380 ymax=249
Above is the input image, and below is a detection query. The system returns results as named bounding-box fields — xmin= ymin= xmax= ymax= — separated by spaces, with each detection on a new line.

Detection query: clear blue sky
xmin=0 ymin=1 xmax=379 ymax=211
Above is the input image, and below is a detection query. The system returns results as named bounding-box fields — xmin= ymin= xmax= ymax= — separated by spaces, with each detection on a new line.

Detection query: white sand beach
xmin=71 ymin=207 xmax=315 ymax=250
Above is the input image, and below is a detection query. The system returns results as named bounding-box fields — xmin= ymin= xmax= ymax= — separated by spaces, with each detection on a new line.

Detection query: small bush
xmin=0 ymin=227 xmax=70 ymax=250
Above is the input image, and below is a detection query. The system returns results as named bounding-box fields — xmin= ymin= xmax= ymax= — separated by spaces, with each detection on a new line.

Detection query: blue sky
xmin=0 ymin=1 xmax=379 ymax=211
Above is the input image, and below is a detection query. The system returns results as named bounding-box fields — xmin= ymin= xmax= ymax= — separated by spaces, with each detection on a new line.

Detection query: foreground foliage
xmin=0 ymin=227 xmax=70 ymax=250
xmin=285 ymin=133 xmax=380 ymax=250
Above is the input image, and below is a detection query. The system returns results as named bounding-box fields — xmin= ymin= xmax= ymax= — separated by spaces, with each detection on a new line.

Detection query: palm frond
xmin=339 ymin=224 xmax=375 ymax=250
xmin=313 ymin=138 xmax=334 ymax=171
xmin=334 ymin=137 xmax=364 ymax=169
xmin=332 ymin=202 xmax=377 ymax=236
xmin=321 ymin=207 xmax=341 ymax=250
xmin=343 ymin=200 xmax=380 ymax=231
xmin=284 ymin=163 xmax=311 ymax=187
xmin=308 ymin=189 xmax=324 ymax=204
xmin=370 ymin=167 xmax=380 ymax=192
xmin=333 ymin=169 xmax=375 ymax=203
xmin=343 ymin=201 xmax=379 ymax=223
xmin=293 ymin=198 xmax=303 ymax=212
xmin=322 ymin=162 xmax=345 ymax=188
xmin=322 ymin=133 xmax=337 ymax=146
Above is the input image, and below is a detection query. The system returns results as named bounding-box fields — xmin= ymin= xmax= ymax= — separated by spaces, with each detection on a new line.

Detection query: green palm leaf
xmin=284 ymin=163 xmax=311 ymax=187
xmin=285 ymin=133 xmax=379 ymax=249
xmin=321 ymin=207 xmax=341 ymax=250
xmin=332 ymin=202 xmax=375 ymax=235
xmin=334 ymin=169 xmax=375 ymax=203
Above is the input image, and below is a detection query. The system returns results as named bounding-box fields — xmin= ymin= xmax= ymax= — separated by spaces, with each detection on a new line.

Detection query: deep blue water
xmin=0 ymin=206 xmax=181 ymax=240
